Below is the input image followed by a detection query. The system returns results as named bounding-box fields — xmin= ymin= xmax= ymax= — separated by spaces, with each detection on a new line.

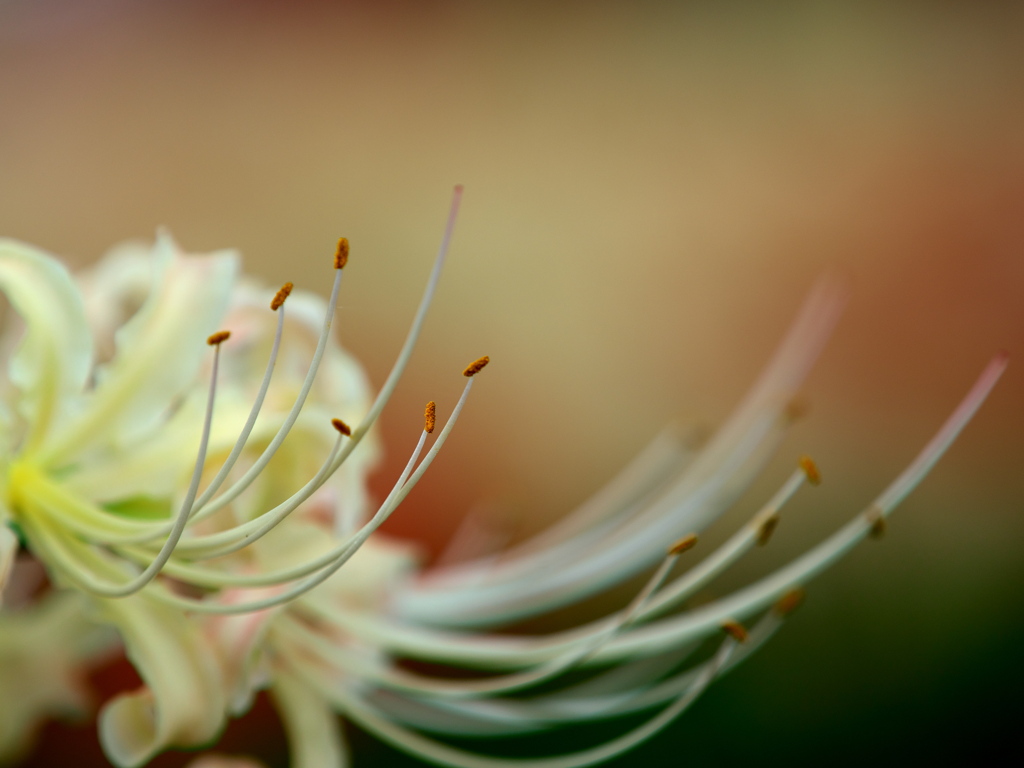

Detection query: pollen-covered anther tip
xmin=669 ymin=533 xmax=698 ymax=556
xmin=799 ymin=455 xmax=822 ymax=486
xmin=463 ymin=356 xmax=490 ymax=377
xmin=866 ymin=506 xmax=887 ymax=539
xmin=331 ymin=418 xmax=352 ymax=437
xmin=424 ymin=401 xmax=436 ymax=434
xmin=756 ymin=515 xmax=779 ymax=546
xmin=334 ymin=237 xmax=349 ymax=269
xmin=207 ymin=330 xmax=231 ymax=346
xmin=721 ymin=621 xmax=749 ymax=643
xmin=270 ymin=282 xmax=294 ymax=310
xmin=775 ymin=588 xmax=805 ymax=616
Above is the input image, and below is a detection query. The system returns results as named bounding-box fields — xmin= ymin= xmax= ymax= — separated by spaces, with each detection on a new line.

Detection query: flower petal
xmin=271 ymin=672 xmax=349 ymax=768
xmin=44 ymin=231 xmax=238 ymax=466
xmin=0 ymin=239 xmax=93 ymax=453
xmin=96 ymin=594 xmax=227 ymax=768
xmin=0 ymin=592 xmax=111 ymax=762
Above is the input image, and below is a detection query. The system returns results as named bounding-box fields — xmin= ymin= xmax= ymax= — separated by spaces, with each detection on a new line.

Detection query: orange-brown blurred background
xmin=2 ymin=0 xmax=1023 ymax=765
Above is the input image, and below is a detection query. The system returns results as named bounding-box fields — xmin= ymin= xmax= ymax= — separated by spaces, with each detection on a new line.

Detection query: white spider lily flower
xmin=0 ymin=186 xmax=1006 ymax=768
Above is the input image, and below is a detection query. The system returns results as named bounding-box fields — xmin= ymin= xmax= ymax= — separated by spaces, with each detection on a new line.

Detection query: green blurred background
xmin=2 ymin=0 xmax=1023 ymax=765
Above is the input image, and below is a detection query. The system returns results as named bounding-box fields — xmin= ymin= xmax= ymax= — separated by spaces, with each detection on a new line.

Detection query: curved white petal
xmin=44 ymin=231 xmax=238 ymax=466
xmin=97 ymin=594 xmax=227 ymax=768
xmin=0 ymin=239 xmax=93 ymax=453
xmin=76 ymin=240 xmax=159 ymax=363
xmin=271 ymin=672 xmax=349 ymax=768
xmin=0 ymin=591 xmax=111 ymax=762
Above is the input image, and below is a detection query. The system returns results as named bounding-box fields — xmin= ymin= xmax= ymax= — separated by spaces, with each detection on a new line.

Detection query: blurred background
xmin=2 ymin=0 xmax=1023 ymax=765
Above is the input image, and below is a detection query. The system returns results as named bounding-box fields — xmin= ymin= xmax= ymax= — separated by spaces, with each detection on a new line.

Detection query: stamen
xmin=582 ymin=354 xmax=1010 ymax=662
xmin=184 ymin=297 xmax=288 ymax=524
xmin=866 ymin=506 xmax=886 ymax=539
xmin=158 ymin=427 xmax=428 ymax=605
xmin=149 ymin=419 xmax=431 ymax=588
xmin=425 ymin=401 xmax=436 ymax=434
xmin=106 ymin=286 xmax=292 ymax=544
xmin=721 ymin=620 xmax=749 ymax=643
xmin=334 ymin=237 xmax=349 ymax=269
xmin=404 ymin=608 xmax=784 ymax=725
xmin=33 ymin=338 xmax=226 ymax=596
xmin=174 ymin=426 xmax=349 ymax=560
xmin=279 ymin=526 xmax=693 ymax=700
xmin=271 ymin=282 xmax=294 ymax=310
xmin=394 ymin=281 xmax=850 ymax=630
xmin=871 ymin=351 xmax=1008 ymax=514
xmin=774 ymin=588 xmax=805 ymax=616
xmin=309 ymin=626 xmax=740 ymax=768
xmin=206 ymin=330 xmax=231 ymax=346
xmin=799 ymin=455 xmax=821 ymax=485
xmin=193 ymin=252 xmax=347 ymax=519
xmin=638 ymin=464 xmax=813 ymax=622
xmin=317 ymin=186 xmax=463 ymax=491
xmin=463 ymin=356 xmax=490 ymax=377
xmin=108 ymin=290 xmax=291 ymax=544
xmin=668 ymin=533 xmax=698 ymax=556
xmin=161 ymin=370 xmax=480 ymax=608
xmin=332 ymin=418 xmax=352 ymax=437
xmin=756 ymin=515 xmax=779 ymax=546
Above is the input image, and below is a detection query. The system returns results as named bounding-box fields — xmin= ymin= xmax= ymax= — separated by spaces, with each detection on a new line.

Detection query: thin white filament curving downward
xmin=362 ymin=610 xmax=784 ymax=736
xmin=170 ymin=430 xmax=349 ymax=561
xmin=396 ymin=277 xmax=847 ymax=627
xmin=293 ymin=352 xmax=1006 ymax=671
xmin=189 ymin=303 xmax=287 ymax=519
xmin=171 ymin=186 xmax=463 ymax=558
xmin=18 ymin=342 xmax=226 ymax=597
xmin=276 ymin=540 xmax=688 ymax=701
xmin=154 ymin=376 xmax=477 ymax=613
xmin=192 ymin=269 xmax=344 ymax=520
xmin=636 ymin=462 xmax=811 ymax=621
xmin=307 ymin=634 xmax=741 ymax=768
xmin=319 ymin=187 xmax=463 ymax=494
xmin=112 ymin=305 xmax=288 ymax=546
xmin=133 ymin=428 xmax=428 ymax=588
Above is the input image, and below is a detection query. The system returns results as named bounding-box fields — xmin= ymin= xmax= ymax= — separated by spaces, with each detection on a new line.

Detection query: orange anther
xmin=463 ymin=356 xmax=490 ymax=377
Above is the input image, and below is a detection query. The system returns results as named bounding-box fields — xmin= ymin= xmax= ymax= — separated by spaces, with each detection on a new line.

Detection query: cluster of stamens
xmin=20 ymin=188 xmax=489 ymax=617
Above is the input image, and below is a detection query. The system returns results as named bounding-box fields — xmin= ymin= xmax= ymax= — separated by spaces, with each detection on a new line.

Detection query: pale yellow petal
xmin=0 ymin=592 xmax=111 ymax=762
xmin=271 ymin=672 xmax=348 ymax=768
xmin=96 ymin=594 xmax=227 ymax=768
xmin=44 ymin=231 xmax=238 ymax=466
xmin=0 ymin=239 xmax=92 ymax=453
